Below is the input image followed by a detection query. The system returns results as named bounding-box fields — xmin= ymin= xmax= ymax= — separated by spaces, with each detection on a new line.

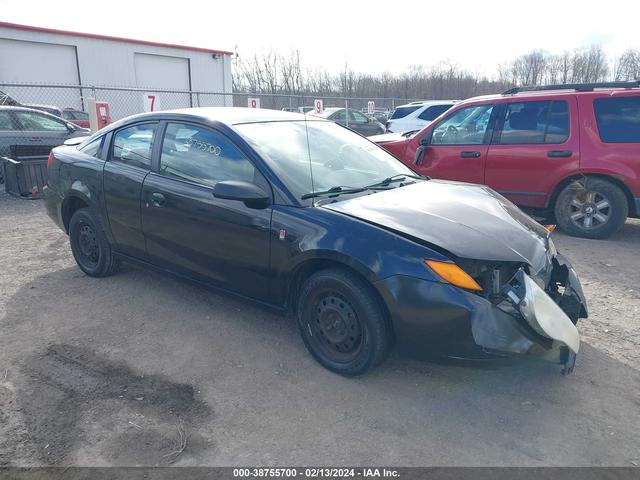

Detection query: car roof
xmin=306 ymin=107 xmax=342 ymax=117
xmin=0 ymin=105 xmax=58 ymax=113
xmin=395 ymin=100 xmax=458 ymax=109
xmin=454 ymin=86 xmax=640 ymax=107
xmin=165 ymin=107 xmax=327 ymax=125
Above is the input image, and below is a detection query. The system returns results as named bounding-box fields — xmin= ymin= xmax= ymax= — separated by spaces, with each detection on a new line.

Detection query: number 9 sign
xmin=314 ymin=99 xmax=324 ymax=114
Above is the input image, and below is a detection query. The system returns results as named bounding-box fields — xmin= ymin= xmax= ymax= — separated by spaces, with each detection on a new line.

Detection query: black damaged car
xmin=44 ymin=108 xmax=587 ymax=376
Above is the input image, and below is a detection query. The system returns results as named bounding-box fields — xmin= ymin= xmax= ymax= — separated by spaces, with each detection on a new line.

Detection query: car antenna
xmin=303 ymin=112 xmax=316 ymax=203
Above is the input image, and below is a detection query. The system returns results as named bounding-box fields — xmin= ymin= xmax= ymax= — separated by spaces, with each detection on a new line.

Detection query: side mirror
xmin=213 ymin=180 xmax=270 ymax=208
xmin=415 ymin=134 xmax=430 ymax=165
xmin=414 ymin=145 xmax=428 ymax=166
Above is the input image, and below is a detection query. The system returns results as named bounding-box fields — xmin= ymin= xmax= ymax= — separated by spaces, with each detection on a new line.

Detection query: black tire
xmin=69 ymin=208 xmax=120 ymax=277
xmin=554 ymin=177 xmax=628 ymax=239
xmin=296 ymin=268 xmax=392 ymax=376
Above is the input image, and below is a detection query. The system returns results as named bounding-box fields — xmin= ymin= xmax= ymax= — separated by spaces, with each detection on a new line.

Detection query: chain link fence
xmin=0 ymin=83 xmax=422 ymax=122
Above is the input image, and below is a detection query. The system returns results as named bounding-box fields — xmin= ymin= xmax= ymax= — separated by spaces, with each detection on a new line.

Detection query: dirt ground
xmin=0 ymin=190 xmax=639 ymax=467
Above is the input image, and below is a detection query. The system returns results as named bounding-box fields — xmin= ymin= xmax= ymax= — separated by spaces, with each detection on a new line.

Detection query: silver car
xmin=0 ymin=106 xmax=89 ymax=185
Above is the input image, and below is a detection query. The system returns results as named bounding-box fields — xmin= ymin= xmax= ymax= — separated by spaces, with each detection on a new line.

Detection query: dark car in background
xmin=307 ymin=107 xmax=385 ymax=136
xmin=61 ymin=108 xmax=91 ymax=128
xmin=44 ymin=107 xmax=586 ymax=376
xmin=24 ymin=104 xmax=63 ymax=118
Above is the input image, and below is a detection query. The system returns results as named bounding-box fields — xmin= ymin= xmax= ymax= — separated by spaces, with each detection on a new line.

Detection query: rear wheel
xmin=69 ymin=208 xmax=120 ymax=277
xmin=296 ymin=268 xmax=392 ymax=376
xmin=554 ymin=178 xmax=628 ymax=239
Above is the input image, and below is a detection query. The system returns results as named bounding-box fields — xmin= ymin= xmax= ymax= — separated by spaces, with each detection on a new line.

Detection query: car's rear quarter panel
xmin=45 ymin=145 xmax=110 ymax=235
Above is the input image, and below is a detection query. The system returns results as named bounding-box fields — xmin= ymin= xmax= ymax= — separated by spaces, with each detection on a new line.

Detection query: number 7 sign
xmin=143 ymin=93 xmax=159 ymax=112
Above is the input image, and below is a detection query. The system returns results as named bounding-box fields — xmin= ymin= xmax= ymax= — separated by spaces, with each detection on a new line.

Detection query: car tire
xmin=69 ymin=208 xmax=120 ymax=277
xmin=554 ymin=177 xmax=628 ymax=239
xmin=296 ymin=268 xmax=392 ymax=376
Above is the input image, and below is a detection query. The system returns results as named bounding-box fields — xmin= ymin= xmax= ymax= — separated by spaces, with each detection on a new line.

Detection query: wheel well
xmin=548 ymin=174 xmax=637 ymax=217
xmin=287 ymin=259 xmax=394 ymax=338
xmin=61 ymin=196 xmax=89 ymax=233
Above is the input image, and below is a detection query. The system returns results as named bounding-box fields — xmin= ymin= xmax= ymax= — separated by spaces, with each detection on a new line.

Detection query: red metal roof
xmin=0 ymin=21 xmax=233 ymax=56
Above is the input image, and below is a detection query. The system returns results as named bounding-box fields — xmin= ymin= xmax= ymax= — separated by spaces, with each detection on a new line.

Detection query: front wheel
xmin=69 ymin=208 xmax=120 ymax=277
xmin=296 ymin=268 xmax=392 ymax=376
xmin=554 ymin=178 xmax=628 ymax=239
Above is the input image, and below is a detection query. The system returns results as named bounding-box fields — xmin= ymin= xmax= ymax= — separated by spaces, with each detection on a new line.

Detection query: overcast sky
xmin=1 ymin=0 xmax=638 ymax=77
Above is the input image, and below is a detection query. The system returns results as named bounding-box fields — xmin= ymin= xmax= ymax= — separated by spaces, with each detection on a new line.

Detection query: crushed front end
xmin=457 ymin=249 xmax=587 ymax=374
xmin=377 ymin=248 xmax=588 ymax=374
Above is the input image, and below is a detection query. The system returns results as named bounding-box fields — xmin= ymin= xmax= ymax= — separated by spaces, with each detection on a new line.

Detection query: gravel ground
xmin=0 ymin=190 xmax=639 ymax=467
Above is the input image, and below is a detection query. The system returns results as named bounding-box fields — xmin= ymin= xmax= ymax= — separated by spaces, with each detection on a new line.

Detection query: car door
xmin=103 ymin=122 xmax=157 ymax=259
xmin=141 ymin=121 xmax=272 ymax=301
xmin=485 ymin=98 xmax=579 ymax=208
xmin=409 ymin=104 xmax=496 ymax=184
xmin=12 ymin=110 xmax=76 ymax=155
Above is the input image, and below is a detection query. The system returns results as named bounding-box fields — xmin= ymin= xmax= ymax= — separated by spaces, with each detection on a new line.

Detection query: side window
xmin=350 ymin=110 xmax=369 ymax=124
xmin=0 ymin=111 xmax=14 ymax=130
xmin=78 ymin=136 xmax=104 ymax=158
xmin=594 ymin=97 xmax=640 ymax=143
xmin=332 ymin=110 xmax=347 ymax=122
xmin=390 ymin=106 xmax=420 ymax=119
xmin=111 ymin=124 xmax=156 ymax=169
xmin=418 ymin=104 xmax=452 ymax=121
xmin=14 ymin=111 xmax=69 ymax=132
xmin=431 ymin=105 xmax=494 ymax=145
xmin=498 ymin=101 xmax=568 ymax=145
xmin=159 ymin=122 xmax=258 ymax=187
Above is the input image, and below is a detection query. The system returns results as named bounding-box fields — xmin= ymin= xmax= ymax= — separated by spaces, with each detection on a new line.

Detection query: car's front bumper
xmin=375 ymin=254 xmax=587 ymax=371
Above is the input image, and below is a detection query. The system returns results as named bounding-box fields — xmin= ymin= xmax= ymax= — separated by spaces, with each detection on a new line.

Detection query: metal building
xmin=0 ymin=21 xmax=234 ymax=118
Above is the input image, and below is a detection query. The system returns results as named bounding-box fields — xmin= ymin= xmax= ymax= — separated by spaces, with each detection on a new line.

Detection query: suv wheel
xmin=69 ymin=208 xmax=120 ymax=277
xmin=296 ymin=268 xmax=392 ymax=376
xmin=554 ymin=178 xmax=628 ymax=239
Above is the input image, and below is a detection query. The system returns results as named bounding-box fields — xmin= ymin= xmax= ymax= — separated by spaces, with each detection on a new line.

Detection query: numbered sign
xmin=314 ymin=99 xmax=324 ymax=114
xmin=367 ymin=101 xmax=375 ymax=114
xmin=143 ymin=93 xmax=159 ymax=112
xmin=248 ymin=97 xmax=260 ymax=108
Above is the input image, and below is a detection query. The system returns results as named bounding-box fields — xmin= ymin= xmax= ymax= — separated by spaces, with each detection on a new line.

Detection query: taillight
xmin=47 ymin=151 xmax=54 ymax=169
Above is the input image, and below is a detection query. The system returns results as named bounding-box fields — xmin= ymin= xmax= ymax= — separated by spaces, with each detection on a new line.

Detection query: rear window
xmin=594 ymin=97 xmax=640 ymax=143
xmin=390 ymin=106 xmax=420 ymax=119
xmin=418 ymin=104 xmax=453 ymax=121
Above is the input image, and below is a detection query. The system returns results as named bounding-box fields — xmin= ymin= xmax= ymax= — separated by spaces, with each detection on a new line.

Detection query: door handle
xmin=547 ymin=150 xmax=572 ymax=158
xmin=150 ymin=192 xmax=165 ymax=207
xmin=28 ymin=137 xmax=43 ymax=142
xmin=460 ymin=151 xmax=481 ymax=158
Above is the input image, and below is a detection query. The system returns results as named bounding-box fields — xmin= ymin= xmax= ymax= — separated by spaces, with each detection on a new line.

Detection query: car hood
xmin=322 ymin=180 xmax=551 ymax=270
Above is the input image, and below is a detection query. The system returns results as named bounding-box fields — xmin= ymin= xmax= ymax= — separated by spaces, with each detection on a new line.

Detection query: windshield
xmin=234 ymin=120 xmax=415 ymax=202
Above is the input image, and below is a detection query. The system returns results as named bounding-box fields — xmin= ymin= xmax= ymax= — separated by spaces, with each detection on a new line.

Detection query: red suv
xmin=373 ymin=82 xmax=640 ymax=239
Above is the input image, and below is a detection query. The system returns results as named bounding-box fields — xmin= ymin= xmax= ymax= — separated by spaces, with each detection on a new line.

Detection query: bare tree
xmin=614 ymin=49 xmax=640 ymax=81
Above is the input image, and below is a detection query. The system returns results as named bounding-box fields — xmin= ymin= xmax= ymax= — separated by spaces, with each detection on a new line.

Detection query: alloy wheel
xmin=568 ymin=190 xmax=611 ymax=230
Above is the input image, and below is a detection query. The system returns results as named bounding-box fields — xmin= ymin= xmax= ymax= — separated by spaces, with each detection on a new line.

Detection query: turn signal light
xmin=545 ymin=225 xmax=557 ymax=233
xmin=425 ymin=260 xmax=483 ymax=292
xmin=47 ymin=151 xmax=54 ymax=169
